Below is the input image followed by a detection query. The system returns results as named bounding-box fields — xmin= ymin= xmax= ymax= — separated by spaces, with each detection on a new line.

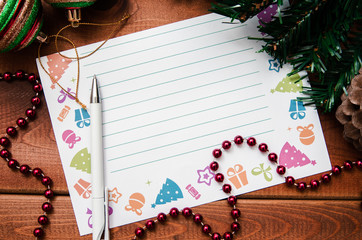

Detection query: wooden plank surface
xmin=0 ymin=0 xmax=361 ymax=239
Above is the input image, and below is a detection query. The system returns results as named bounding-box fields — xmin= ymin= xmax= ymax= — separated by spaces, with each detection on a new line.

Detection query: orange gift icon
xmin=227 ymin=164 xmax=248 ymax=189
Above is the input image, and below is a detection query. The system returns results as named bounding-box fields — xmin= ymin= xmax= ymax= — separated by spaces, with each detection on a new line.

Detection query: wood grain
xmin=0 ymin=195 xmax=361 ymax=239
xmin=0 ymin=0 xmax=361 ymax=239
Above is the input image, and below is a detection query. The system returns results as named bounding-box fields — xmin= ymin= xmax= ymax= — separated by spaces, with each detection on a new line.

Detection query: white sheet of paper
xmin=36 ymin=13 xmax=331 ymax=235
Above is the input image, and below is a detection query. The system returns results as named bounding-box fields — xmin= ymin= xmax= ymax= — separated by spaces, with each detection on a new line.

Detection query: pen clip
xmin=103 ymin=187 xmax=110 ymax=240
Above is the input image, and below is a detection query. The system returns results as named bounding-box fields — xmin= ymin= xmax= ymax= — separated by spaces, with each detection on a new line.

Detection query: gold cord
xmin=37 ymin=14 xmax=130 ymax=109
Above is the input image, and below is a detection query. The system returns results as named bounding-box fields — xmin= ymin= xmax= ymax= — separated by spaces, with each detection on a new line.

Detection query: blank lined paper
xmin=37 ymin=13 xmax=331 ymax=235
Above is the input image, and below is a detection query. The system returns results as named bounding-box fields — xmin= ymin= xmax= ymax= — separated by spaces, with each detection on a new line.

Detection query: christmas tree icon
xmin=270 ymin=73 xmax=302 ymax=93
xmin=47 ymin=53 xmax=72 ymax=89
xmin=279 ymin=142 xmax=314 ymax=169
xmin=151 ymin=178 xmax=183 ymax=208
xmin=70 ymin=148 xmax=91 ymax=173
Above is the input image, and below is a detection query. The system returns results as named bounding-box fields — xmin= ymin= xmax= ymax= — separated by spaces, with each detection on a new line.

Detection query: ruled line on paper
xmin=105 ymin=105 xmax=268 ymax=149
xmin=82 ymin=15 xmax=232 ymax=55
xmin=101 ymin=61 xmax=257 ymax=102
xmin=110 ymin=129 xmax=275 ymax=173
xmin=107 ymin=118 xmax=272 ymax=162
xmin=102 ymin=82 xmax=263 ymax=126
xmin=103 ymin=94 xmax=265 ymax=136
xmin=84 ymin=25 xmax=247 ymax=67
xmin=86 ymin=47 xmax=254 ymax=80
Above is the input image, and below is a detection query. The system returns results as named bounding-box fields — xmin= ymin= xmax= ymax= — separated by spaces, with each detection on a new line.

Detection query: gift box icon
xmin=227 ymin=164 xmax=248 ymax=189
xmin=289 ymin=99 xmax=306 ymax=120
xmin=74 ymin=108 xmax=91 ymax=128
xmin=74 ymin=178 xmax=92 ymax=199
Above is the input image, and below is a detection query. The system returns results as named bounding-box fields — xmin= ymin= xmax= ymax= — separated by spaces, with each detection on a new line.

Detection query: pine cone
xmin=335 ymin=68 xmax=362 ymax=151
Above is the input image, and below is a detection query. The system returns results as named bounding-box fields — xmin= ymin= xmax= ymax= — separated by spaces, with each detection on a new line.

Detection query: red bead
xmin=310 ymin=179 xmax=320 ymax=189
xmin=33 ymin=227 xmax=44 ymax=237
xmin=285 ymin=176 xmax=295 ymax=186
xmin=28 ymin=73 xmax=37 ymax=83
xmin=145 ymin=220 xmax=155 ymax=230
xmin=276 ymin=165 xmax=286 ymax=175
xmin=222 ymin=184 xmax=232 ymax=193
xmin=42 ymin=176 xmax=52 ymax=186
xmin=202 ymin=224 xmax=212 ymax=234
xmin=6 ymin=127 xmax=17 ymax=137
xmin=332 ymin=165 xmax=342 ymax=175
xmin=42 ymin=202 xmax=53 ymax=212
xmin=0 ymin=137 xmax=10 ymax=147
xmin=211 ymin=232 xmax=221 ymax=240
xmin=16 ymin=118 xmax=27 ymax=128
xmin=44 ymin=189 xmax=54 ymax=199
xmin=31 ymin=96 xmax=41 ymax=106
xmin=321 ymin=173 xmax=331 ymax=183
xmin=182 ymin=207 xmax=192 ymax=217
xmin=38 ymin=215 xmax=49 ymax=225
xmin=20 ymin=164 xmax=30 ymax=174
xmin=343 ymin=160 xmax=353 ymax=170
xmin=26 ymin=108 xmax=36 ymax=119
xmin=169 ymin=207 xmax=179 ymax=217
xmin=15 ymin=70 xmax=25 ymax=79
xmin=247 ymin=137 xmax=256 ymax=146
xmin=222 ymin=140 xmax=232 ymax=150
xmin=212 ymin=149 xmax=222 ymax=158
xmin=356 ymin=160 xmax=362 ymax=169
xmin=210 ymin=161 xmax=219 ymax=171
xmin=32 ymin=168 xmax=43 ymax=177
xmin=297 ymin=182 xmax=307 ymax=191
xmin=3 ymin=72 xmax=12 ymax=81
xmin=231 ymin=209 xmax=241 ymax=218
xmin=135 ymin=227 xmax=144 ymax=237
xmin=33 ymin=83 xmax=43 ymax=93
xmin=234 ymin=135 xmax=243 ymax=145
xmin=223 ymin=232 xmax=233 ymax=240
xmin=231 ymin=222 xmax=240 ymax=232
xmin=8 ymin=159 xmax=19 ymax=169
xmin=227 ymin=196 xmax=237 ymax=206
xmin=268 ymin=153 xmax=278 ymax=163
xmin=0 ymin=149 xmax=11 ymax=159
xmin=215 ymin=173 xmax=224 ymax=182
xmin=157 ymin=213 xmax=167 ymax=222
xmin=193 ymin=213 xmax=203 ymax=223
xmin=258 ymin=143 xmax=268 ymax=152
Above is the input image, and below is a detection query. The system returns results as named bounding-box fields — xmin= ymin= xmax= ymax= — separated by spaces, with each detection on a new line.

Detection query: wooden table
xmin=0 ymin=0 xmax=361 ymax=239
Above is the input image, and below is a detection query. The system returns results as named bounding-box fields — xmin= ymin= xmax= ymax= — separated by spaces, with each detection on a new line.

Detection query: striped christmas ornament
xmin=0 ymin=0 xmax=43 ymax=52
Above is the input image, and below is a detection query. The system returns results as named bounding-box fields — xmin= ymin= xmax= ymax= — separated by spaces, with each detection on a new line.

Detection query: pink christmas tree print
xmin=279 ymin=142 xmax=315 ymax=169
xmin=47 ymin=53 xmax=72 ymax=89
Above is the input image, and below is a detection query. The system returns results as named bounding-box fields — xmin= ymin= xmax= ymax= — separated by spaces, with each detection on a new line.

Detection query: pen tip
xmin=90 ymin=74 xmax=100 ymax=103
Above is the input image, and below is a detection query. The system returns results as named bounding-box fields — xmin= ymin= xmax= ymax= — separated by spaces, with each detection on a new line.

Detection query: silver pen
xmin=90 ymin=75 xmax=109 ymax=240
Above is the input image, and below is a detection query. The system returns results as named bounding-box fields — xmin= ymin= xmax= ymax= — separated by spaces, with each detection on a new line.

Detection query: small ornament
xmin=125 ymin=193 xmax=145 ymax=216
xmin=185 ymin=184 xmax=201 ymax=200
xmin=297 ymin=124 xmax=315 ymax=145
xmin=62 ymin=129 xmax=81 ymax=149
xmin=43 ymin=0 xmax=97 ymax=27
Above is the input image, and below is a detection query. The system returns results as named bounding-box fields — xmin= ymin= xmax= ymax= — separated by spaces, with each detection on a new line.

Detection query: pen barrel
xmin=90 ymin=103 xmax=105 ymax=199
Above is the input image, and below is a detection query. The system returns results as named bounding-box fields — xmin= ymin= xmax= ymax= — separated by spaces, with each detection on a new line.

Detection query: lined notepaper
xmin=37 ymin=13 xmax=331 ymax=235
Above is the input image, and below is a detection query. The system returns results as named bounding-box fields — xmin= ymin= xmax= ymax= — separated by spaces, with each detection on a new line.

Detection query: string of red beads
xmin=133 ymin=134 xmax=361 ymax=239
xmin=0 ymin=71 xmax=53 ymax=238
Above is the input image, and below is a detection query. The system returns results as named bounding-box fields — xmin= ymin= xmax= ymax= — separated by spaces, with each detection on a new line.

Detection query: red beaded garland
xmin=247 ymin=137 xmax=256 ymax=146
xmin=210 ymin=161 xmax=219 ymax=171
xmin=234 ymin=135 xmax=243 ymax=145
xmin=182 ymin=207 xmax=192 ymax=217
xmin=258 ymin=143 xmax=268 ymax=152
xmin=212 ymin=232 xmax=222 ymax=240
xmin=227 ymin=196 xmax=237 ymax=206
xmin=202 ymin=224 xmax=212 ymax=234
xmin=145 ymin=220 xmax=155 ymax=230
xmin=332 ymin=165 xmax=342 ymax=175
xmin=321 ymin=173 xmax=331 ymax=183
xmin=268 ymin=152 xmax=278 ymax=163
xmin=285 ymin=176 xmax=295 ymax=186
xmin=343 ymin=160 xmax=353 ymax=170
xmin=310 ymin=179 xmax=320 ymax=189
xmin=231 ymin=209 xmax=241 ymax=218
xmin=222 ymin=140 xmax=232 ymax=150
xmin=169 ymin=207 xmax=179 ymax=217
xmin=231 ymin=222 xmax=240 ymax=232
xmin=213 ymin=149 xmax=222 ymax=158
xmin=276 ymin=165 xmax=286 ymax=175
xmin=193 ymin=213 xmax=203 ymax=223
xmin=157 ymin=213 xmax=167 ymax=222
xmin=222 ymin=184 xmax=232 ymax=193
xmin=297 ymin=182 xmax=307 ymax=191
xmin=356 ymin=160 xmax=362 ymax=169
xmin=223 ymin=232 xmax=233 ymax=240
xmin=1 ymin=71 xmax=51 ymax=238
xmin=135 ymin=227 xmax=144 ymax=237
xmin=215 ymin=173 xmax=224 ymax=182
